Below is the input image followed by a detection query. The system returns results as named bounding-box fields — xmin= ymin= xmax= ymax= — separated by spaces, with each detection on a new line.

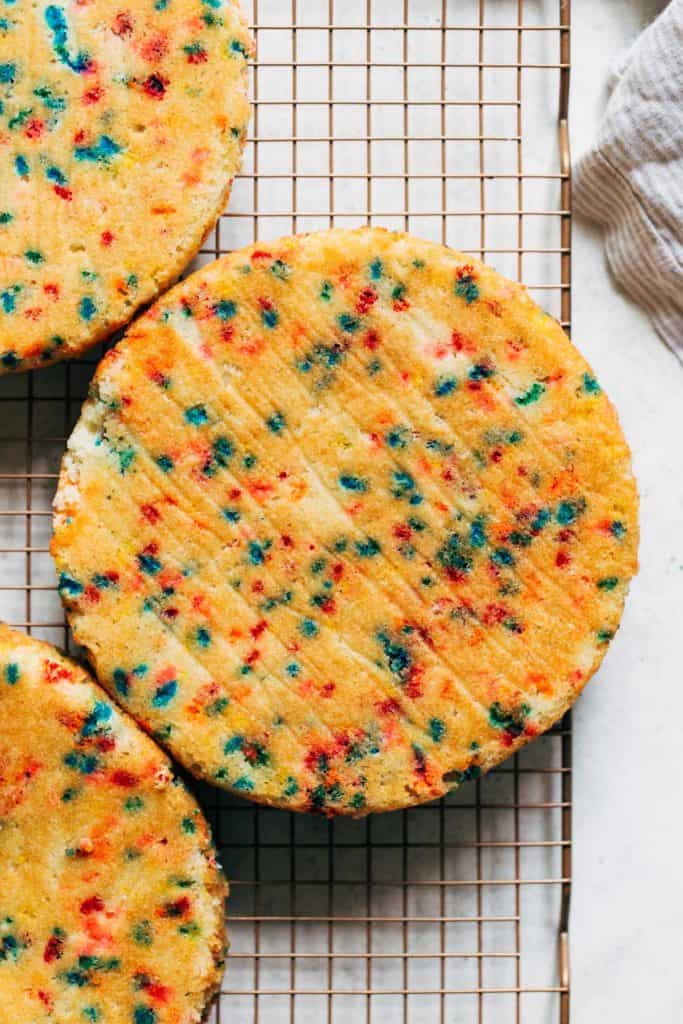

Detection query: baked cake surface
xmin=52 ymin=228 xmax=638 ymax=815
xmin=0 ymin=0 xmax=251 ymax=373
xmin=0 ymin=623 xmax=227 ymax=1022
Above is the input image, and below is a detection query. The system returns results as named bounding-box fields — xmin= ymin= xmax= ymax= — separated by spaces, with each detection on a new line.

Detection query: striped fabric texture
xmin=574 ymin=0 xmax=683 ymax=360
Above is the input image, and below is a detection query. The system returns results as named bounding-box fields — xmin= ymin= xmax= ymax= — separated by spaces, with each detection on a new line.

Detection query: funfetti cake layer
xmin=0 ymin=0 xmax=252 ymax=374
xmin=0 ymin=623 xmax=227 ymax=1022
xmin=51 ymin=227 xmax=639 ymax=816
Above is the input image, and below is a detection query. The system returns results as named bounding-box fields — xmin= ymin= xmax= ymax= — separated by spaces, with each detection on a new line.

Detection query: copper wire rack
xmin=0 ymin=0 xmax=572 ymax=1021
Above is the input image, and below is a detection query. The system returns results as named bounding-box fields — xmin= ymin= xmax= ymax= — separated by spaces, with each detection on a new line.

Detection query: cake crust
xmin=52 ymin=227 xmax=639 ymax=815
xmin=0 ymin=0 xmax=252 ymax=373
xmin=0 ymin=623 xmax=228 ymax=1022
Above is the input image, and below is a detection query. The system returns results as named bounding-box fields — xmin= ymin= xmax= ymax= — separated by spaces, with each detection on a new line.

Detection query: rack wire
xmin=0 ymin=1 xmax=572 ymax=1021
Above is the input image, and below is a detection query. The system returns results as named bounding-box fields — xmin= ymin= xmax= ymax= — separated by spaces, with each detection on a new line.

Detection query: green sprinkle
xmin=270 ymin=259 xmax=290 ymax=280
xmin=429 ymin=718 xmax=445 ymax=743
xmin=266 ymin=411 xmax=286 ymax=433
xmin=354 ymin=537 xmax=381 ymax=558
xmin=582 ymin=372 xmax=601 ymax=394
xmin=514 ymin=381 xmax=546 ymax=406
xmin=455 ymin=273 xmax=479 ymax=303
xmin=337 ymin=312 xmax=360 ymax=333
xmin=556 ymin=498 xmax=586 ymax=525
xmin=284 ymin=776 xmax=299 ymax=797
xmin=131 ymin=921 xmax=153 ymax=947
xmin=4 ymin=662 xmax=19 ymax=685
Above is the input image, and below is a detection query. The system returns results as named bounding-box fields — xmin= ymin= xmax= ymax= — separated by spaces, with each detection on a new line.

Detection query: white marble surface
xmin=571 ymin=1 xmax=683 ymax=1020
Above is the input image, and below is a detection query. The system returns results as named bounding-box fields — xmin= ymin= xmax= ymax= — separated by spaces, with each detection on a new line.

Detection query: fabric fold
xmin=574 ymin=0 xmax=683 ymax=359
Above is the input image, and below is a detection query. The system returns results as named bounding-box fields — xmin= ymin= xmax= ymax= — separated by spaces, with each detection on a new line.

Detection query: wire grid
xmin=0 ymin=0 xmax=572 ymax=1022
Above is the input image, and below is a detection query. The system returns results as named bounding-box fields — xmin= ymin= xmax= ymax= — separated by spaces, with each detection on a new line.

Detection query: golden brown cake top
xmin=0 ymin=0 xmax=251 ymax=373
xmin=52 ymin=227 xmax=638 ymax=815
xmin=0 ymin=624 xmax=227 ymax=1022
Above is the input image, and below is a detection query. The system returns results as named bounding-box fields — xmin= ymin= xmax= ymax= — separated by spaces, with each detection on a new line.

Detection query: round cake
xmin=0 ymin=624 xmax=227 ymax=1021
xmin=0 ymin=0 xmax=251 ymax=374
xmin=51 ymin=228 xmax=639 ymax=816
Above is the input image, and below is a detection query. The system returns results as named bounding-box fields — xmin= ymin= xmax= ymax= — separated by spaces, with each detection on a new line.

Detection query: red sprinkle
xmin=142 ymin=73 xmax=168 ymax=99
xmin=80 ymin=895 xmax=105 ymax=915
xmin=141 ymin=503 xmax=161 ymax=524
xmin=43 ymin=934 xmax=65 ymax=963
xmin=111 ymin=769 xmax=139 ymax=788
xmin=111 ymin=11 xmax=133 ymax=36
xmin=25 ymin=118 xmax=45 ymax=140
xmin=356 ymin=288 xmax=377 ymax=314
xmin=83 ymin=86 xmax=103 ymax=105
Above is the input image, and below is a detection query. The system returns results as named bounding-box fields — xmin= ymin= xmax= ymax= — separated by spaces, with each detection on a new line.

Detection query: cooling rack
xmin=0 ymin=0 xmax=572 ymax=1021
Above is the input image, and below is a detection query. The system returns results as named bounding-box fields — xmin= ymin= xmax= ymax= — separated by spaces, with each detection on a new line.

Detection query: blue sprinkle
xmin=14 ymin=154 xmax=28 ymax=177
xmin=46 ymin=164 xmax=66 ymax=185
xmin=64 ymin=750 xmax=99 ymax=774
xmin=214 ymin=299 xmax=236 ymax=319
xmin=196 ymin=627 xmax=211 ymax=648
xmin=248 ymin=541 xmax=265 ymax=565
xmin=81 ymin=700 xmax=112 ymax=737
xmin=79 ymin=297 xmax=96 ymax=321
xmin=74 ymin=134 xmax=122 ymax=164
xmin=113 ymin=668 xmax=129 ymax=696
xmin=339 ymin=474 xmax=368 ymax=493
xmin=184 ymin=404 xmax=208 ymax=425
xmin=1 ymin=288 xmax=18 ymax=313
xmin=137 ymin=553 xmax=161 ymax=575
xmin=152 ymin=680 xmax=178 ymax=707
xmin=58 ymin=572 xmax=83 ymax=596
xmin=45 ymin=5 xmax=91 ymax=73
xmin=434 ymin=374 xmax=457 ymax=397
xmin=469 ymin=517 xmax=486 ymax=549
